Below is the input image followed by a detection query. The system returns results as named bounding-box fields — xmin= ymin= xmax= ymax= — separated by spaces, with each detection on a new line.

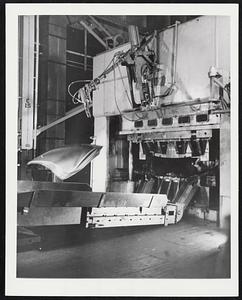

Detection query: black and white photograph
xmin=5 ymin=3 xmax=238 ymax=297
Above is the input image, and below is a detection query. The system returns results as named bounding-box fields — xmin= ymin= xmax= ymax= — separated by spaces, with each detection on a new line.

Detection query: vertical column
xmin=21 ymin=16 xmax=35 ymax=150
xmin=91 ymin=116 xmax=109 ymax=192
xmin=18 ymin=16 xmax=35 ymax=180
xmin=219 ymin=113 xmax=230 ymax=228
xmin=128 ymin=140 xmax=133 ymax=181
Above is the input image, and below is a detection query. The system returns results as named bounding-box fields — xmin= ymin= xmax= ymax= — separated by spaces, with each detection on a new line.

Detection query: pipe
xmin=84 ymin=29 xmax=87 ymax=71
xmin=172 ymin=21 xmax=180 ymax=85
xmin=66 ymin=49 xmax=93 ymax=59
xmin=128 ymin=25 xmax=140 ymax=49
xmin=33 ymin=15 xmax=39 ymax=151
xmin=154 ymin=30 xmax=159 ymax=63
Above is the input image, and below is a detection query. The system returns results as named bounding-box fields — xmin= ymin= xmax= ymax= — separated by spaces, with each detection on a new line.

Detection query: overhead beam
xmin=88 ymin=15 xmax=112 ymax=38
xmin=95 ymin=16 xmax=146 ymax=36
xmin=79 ymin=20 xmax=107 ymax=49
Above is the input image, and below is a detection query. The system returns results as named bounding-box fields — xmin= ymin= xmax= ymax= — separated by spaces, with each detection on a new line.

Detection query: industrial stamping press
xmin=18 ymin=16 xmax=230 ymax=231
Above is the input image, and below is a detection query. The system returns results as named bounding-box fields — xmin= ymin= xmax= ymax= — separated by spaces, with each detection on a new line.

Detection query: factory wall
xmin=37 ymin=16 xmax=68 ymax=155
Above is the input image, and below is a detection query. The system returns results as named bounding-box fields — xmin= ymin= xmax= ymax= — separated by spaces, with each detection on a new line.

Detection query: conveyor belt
xmin=17 ymin=180 xmax=198 ymax=228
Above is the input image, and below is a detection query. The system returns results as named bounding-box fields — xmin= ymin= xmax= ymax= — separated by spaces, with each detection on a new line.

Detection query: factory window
xmin=148 ymin=119 xmax=158 ymax=126
xmin=178 ymin=115 xmax=190 ymax=124
xmin=134 ymin=120 xmax=143 ymax=128
xmin=196 ymin=114 xmax=208 ymax=122
xmin=162 ymin=117 xmax=173 ymax=125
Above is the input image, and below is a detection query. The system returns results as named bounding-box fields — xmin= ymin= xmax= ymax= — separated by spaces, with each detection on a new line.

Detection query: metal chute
xmin=28 ymin=144 xmax=102 ymax=180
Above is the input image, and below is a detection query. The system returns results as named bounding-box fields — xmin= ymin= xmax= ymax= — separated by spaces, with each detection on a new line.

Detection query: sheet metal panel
xmin=31 ymin=190 xmax=103 ymax=207
xmin=93 ymin=43 xmax=133 ymax=117
xmin=92 ymin=16 xmax=230 ymax=117
xmin=159 ymin=16 xmax=230 ymax=103
xmin=17 ymin=187 xmax=169 ymax=209
xmin=149 ymin=194 xmax=168 ymax=208
xmin=18 ymin=207 xmax=82 ymax=226
xmin=100 ymin=192 xmax=153 ymax=207
xmin=27 ymin=145 xmax=102 ymax=180
xmin=17 ymin=180 xmax=91 ymax=194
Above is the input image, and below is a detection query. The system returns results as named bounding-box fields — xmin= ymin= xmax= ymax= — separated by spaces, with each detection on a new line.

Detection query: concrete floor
xmin=17 ymin=215 xmax=230 ymax=278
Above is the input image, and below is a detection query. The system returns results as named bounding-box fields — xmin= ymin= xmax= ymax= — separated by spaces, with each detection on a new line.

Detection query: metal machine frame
xmin=17 ymin=16 xmax=230 ymax=232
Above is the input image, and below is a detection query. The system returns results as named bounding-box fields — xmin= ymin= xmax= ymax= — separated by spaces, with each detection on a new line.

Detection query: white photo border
xmin=6 ymin=3 xmax=239 ymax=297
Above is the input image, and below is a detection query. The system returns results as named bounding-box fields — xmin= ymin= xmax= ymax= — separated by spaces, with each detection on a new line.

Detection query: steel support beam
xmin=36 ymin=105 xmax=89 ymax=135
xmin=88 ymin=15 xmax=112 ymax=38
xmin=79 ymin=20 xmax=107 ymax=49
